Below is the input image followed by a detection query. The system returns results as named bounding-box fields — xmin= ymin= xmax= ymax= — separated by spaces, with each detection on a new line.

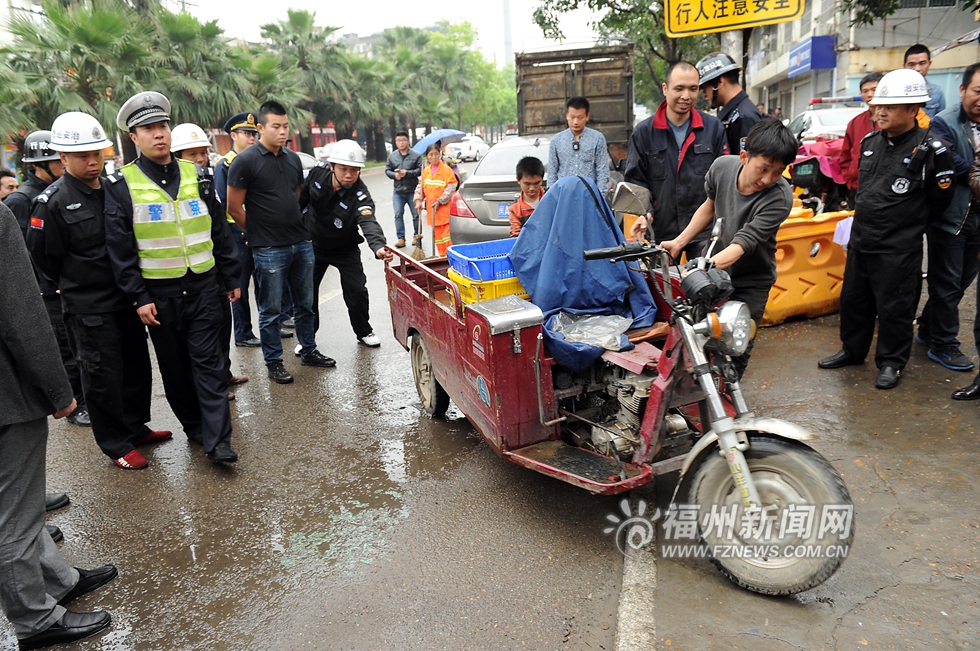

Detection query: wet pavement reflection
xmin=1 ymin=164 xmax=623 ymax=650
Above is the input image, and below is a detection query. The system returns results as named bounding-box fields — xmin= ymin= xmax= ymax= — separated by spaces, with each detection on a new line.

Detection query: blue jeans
xmin=393 ymin=191 xmax=420 ymax=241
xmin=252 ymin=241 xmax=317 ymax=365
xmin=228 ymin=223 xmax=256 ymax=342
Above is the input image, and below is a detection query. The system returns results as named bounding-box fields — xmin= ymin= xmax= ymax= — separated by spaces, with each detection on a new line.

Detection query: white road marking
xmin=318 ymin=289 xmax=343 ymax=305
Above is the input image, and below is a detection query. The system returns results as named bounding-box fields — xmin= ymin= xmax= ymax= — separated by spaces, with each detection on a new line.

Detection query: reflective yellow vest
xmin=219 ymin=149 xmax=236 ymax=223
xmin=120 ymin=159 xmax=215 ymax=279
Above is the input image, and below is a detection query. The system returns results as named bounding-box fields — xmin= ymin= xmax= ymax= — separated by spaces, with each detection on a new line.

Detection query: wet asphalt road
xmin=1 ymin=162 xmax=623 ymax=651
xmin=3 ymin=162 xmax=979 ymax=650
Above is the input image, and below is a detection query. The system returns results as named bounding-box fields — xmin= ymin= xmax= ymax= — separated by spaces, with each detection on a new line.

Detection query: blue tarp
xmin=509 ymin=176 xmax=657 ymax=371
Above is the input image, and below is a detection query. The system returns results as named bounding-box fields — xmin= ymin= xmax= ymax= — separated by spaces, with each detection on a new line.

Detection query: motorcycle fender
xmin=676 ymin=417 xmax=817 ymax=482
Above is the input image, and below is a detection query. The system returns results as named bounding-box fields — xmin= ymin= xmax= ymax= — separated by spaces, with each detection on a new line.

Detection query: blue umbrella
xmin=412 ymin=129 xmax=466 ymax=154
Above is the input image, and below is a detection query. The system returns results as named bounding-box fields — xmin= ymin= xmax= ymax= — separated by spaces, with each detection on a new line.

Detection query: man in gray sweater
xmin=0 ymin=203 xmax=118 ymax=649
xmin=632 ymin=119 xmax=798 ymax=377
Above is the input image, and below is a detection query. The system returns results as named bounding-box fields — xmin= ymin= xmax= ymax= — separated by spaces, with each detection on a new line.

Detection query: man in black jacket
xmin=625 ymin=61 xmax=727 ymax=259
xmin=385 ymin=131 xmax=423 ymax=248
xmin=3 ymin=131 xmax=89 ymax=429
xmin=302 ymin=140 xmax=392 ymax=349
xmin=104 ymin=91 xmax=242 ymax=465
xmin=1 ymin=202 xmax=118 ymax=651
xmin=819 ymin=69 xmax=956 ymax=390
xmin=696 ymin=52 xmax=762 ymax=156
xmin=28 ymin=112 xmax=167 ymax=470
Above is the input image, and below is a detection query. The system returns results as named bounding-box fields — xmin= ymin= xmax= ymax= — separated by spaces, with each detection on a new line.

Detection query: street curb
xmin=614 ymin=481 xmax=659 ymax=651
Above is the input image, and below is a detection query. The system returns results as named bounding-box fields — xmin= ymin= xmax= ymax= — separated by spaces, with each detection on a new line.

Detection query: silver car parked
xmin=448 ymin=135 xmax=550 ymax=244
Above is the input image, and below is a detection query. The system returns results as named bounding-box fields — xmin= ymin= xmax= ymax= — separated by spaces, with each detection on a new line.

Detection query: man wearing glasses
xmin=547 ymin=97 xmax=609 ymax=192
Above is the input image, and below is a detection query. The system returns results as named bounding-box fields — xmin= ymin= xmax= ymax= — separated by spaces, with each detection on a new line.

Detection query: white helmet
xmin=49 ymin=112 xmax=113 ymax=152
xmin=868 ymin=69 xmax=931 ymax=105
xmin=326 ymin=139 xmax=366 ymax=168
xmin=170 ymin=123 xmax=211 ymax=153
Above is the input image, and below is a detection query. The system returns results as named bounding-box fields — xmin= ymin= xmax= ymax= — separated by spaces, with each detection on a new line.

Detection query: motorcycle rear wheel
xmin=411 ymin=334 xmax=450 ymax=417
xmin=688 ymin=435 xmax=853 ymax=595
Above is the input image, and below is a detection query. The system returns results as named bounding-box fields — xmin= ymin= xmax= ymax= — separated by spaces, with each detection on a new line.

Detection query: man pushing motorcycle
xmin=631 ymin=119 xmax=799 ymax=377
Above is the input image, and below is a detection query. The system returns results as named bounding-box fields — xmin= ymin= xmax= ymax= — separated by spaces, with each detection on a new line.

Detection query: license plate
xmin=497 ymin=202 xmax=510 ymax=218
xmin=796 ymin=163 xmax=814 ymax=175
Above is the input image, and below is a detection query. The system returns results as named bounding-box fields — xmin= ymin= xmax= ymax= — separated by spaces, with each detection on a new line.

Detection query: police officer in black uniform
xmin=301 ymin=140 xmax=392 ymax=349
xmin=27 ymin=112 xmax=166 ymax=470
xmin=4 ymin=131 xmax=89 ymax=428
xmin=819 ymin=69 xmax=956 ymax=389
xmin=696 ymin=52 xmax=762 ymax=155
xmin=104 ymin=91 xmax=241 ymax=465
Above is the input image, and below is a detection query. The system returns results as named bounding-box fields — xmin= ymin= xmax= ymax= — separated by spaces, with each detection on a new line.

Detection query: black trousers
xmin=839 ymin=249 xmax=923 ymax=370
xmin=148 ymin=291 xmax=231 ymax=453
xmin=65 ymin=309 xmax=152 ymax=459
xmin=313 ymin=247 xmax=372 ymax=338
xmin=42 ymin=295 xmax=85 ymax=411
xmin=919 ymin=217 xmax=980 ymax=349
xmin=729 ymin=284 xmax=772 ymax=380
xmin=218 ymin=290 xmax=233 ymax=381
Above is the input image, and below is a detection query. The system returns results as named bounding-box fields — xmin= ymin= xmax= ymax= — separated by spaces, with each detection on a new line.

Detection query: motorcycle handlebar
xmin=583 ymin=241 xmax=649 ymax=260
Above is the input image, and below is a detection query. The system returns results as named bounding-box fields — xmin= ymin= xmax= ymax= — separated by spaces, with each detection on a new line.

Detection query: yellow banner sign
xmin=665 ymin=0 xmax=804 ymax=38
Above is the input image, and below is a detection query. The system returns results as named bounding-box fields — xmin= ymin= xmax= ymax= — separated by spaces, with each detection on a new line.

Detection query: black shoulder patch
xmin=35 ymin=185 xmax=58 ymax=203
xmin=106 ymin=171 xmax=124 ymax=184
xmin=860 ymin=130 xmax=877 ymax=143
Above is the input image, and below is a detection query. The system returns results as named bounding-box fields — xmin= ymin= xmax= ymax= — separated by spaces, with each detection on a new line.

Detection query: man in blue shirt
xmin=905 ymin=44 xmax=946 ymax=119
xmin=548 ymin=97 xmax=609 ymax=192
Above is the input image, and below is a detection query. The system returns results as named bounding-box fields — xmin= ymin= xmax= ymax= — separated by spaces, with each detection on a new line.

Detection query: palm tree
xmin=260 ymin=9 xmax=348 ymax=153
xmin=5 ymin=0 xmax=161 ymax=135
xmin=0 ymin=60 xmax=32 ymax=139
xmin=153 ymin=10 xmax=249 ymax=129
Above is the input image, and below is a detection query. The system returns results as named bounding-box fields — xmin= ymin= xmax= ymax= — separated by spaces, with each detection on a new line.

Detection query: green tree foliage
xmin=1 ymin=2 xmax=516 ymax=163
xmin=533 ymin=0 xmax=717 ymax=107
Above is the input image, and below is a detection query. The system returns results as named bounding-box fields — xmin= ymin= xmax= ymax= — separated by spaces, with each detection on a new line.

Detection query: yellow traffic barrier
xmin=761 ymin=209 xmax=852 ymax=327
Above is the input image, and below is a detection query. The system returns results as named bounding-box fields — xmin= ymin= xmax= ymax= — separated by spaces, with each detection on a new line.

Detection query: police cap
xmin=224 ymin=112 xmax=259 ymax=134
xmin=116 ymin=91 xmax=171 ymax=131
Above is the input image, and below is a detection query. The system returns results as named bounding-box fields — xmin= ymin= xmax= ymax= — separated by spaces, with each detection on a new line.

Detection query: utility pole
xmin=503 ymin=0 xmax=513 ymax=67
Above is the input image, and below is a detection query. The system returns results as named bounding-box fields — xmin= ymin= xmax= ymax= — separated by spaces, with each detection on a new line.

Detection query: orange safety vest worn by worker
xmin=416 ymin=162 xmax=457 ymax=256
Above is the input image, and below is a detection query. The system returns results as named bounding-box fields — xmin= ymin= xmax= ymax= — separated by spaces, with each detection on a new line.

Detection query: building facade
xmin=747 ymin=0 xmax=980 ymax=118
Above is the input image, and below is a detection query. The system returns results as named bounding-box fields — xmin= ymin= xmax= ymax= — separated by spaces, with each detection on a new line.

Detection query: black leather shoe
xmin=267 ymin=362 xmax=294 ymax=384
xmin=875 ymin=366 xmax=901 ymax=390
xmin=45 ymin=492 xmax=70 ymax=512
xmin=235 ymin=337 xmax=261 ymax=348
xmin=818 ymin=350 xmax=863 ymax=369
xmin=18 ymin=610 xmax=111 ymax=650
xmin=66 ymin=409 xmax=91 ymax=427
xmin=58 ymin=565 xmax=118 ymax=606
xmin=951 ymin=376 xmax=980 ymax=400
xmin=302 ymin=350 xmax=337 ymax=368
xmin=280 ymin=328 xmax=295 ymax=339
xmin=45 ymin=525 xmax=63 ymax=543
xmin=207 ymin=442 xmax=239 ymax=464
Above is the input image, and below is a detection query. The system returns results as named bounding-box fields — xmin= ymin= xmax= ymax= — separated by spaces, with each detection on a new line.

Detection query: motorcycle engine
xmin=589 ymin=368 xmax=653 ymax=458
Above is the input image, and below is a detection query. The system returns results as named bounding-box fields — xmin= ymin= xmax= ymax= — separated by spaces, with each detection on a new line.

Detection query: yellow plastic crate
xmin=448 ymin=268 xmax=529 ymax=305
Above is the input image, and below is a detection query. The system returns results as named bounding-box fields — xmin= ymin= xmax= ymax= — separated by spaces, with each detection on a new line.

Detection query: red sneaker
xmin=113 ymin=450 xmax=149 ymax=470
xmin=135 ymin=429 xmax=173 ymax=446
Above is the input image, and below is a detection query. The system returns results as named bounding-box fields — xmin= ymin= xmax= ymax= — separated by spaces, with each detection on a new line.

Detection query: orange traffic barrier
xmin=761 ymin=209 xmax=852 ymax=327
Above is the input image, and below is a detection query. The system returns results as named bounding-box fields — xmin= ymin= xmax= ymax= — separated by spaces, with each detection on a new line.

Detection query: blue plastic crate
xmin=447 ymin=238 xmax=517 ymax=281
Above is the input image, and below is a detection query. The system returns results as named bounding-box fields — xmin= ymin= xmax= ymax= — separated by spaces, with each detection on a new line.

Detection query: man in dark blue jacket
xmin=925 ymin=63 xmax=980 ymax=394
xmin=919 ymin=63 xmax=980 ymax=374
xmin=625 ymin=61 xmax=727 ymax=259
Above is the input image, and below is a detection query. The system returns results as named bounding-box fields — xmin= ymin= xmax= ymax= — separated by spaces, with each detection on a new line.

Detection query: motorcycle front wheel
xmin=688 ymin=435 xmax=853 ymax=595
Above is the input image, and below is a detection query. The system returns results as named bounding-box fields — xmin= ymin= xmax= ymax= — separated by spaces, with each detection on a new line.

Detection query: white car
xmin=447 ymin=135 xmax=490 ymax=162
xmin=786 ymin=107 xmax=866 ymax=141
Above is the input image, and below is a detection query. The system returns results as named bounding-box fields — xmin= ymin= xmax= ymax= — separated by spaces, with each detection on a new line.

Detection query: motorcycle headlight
xmin=714 ymin=301 xmax=752 ymax=356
